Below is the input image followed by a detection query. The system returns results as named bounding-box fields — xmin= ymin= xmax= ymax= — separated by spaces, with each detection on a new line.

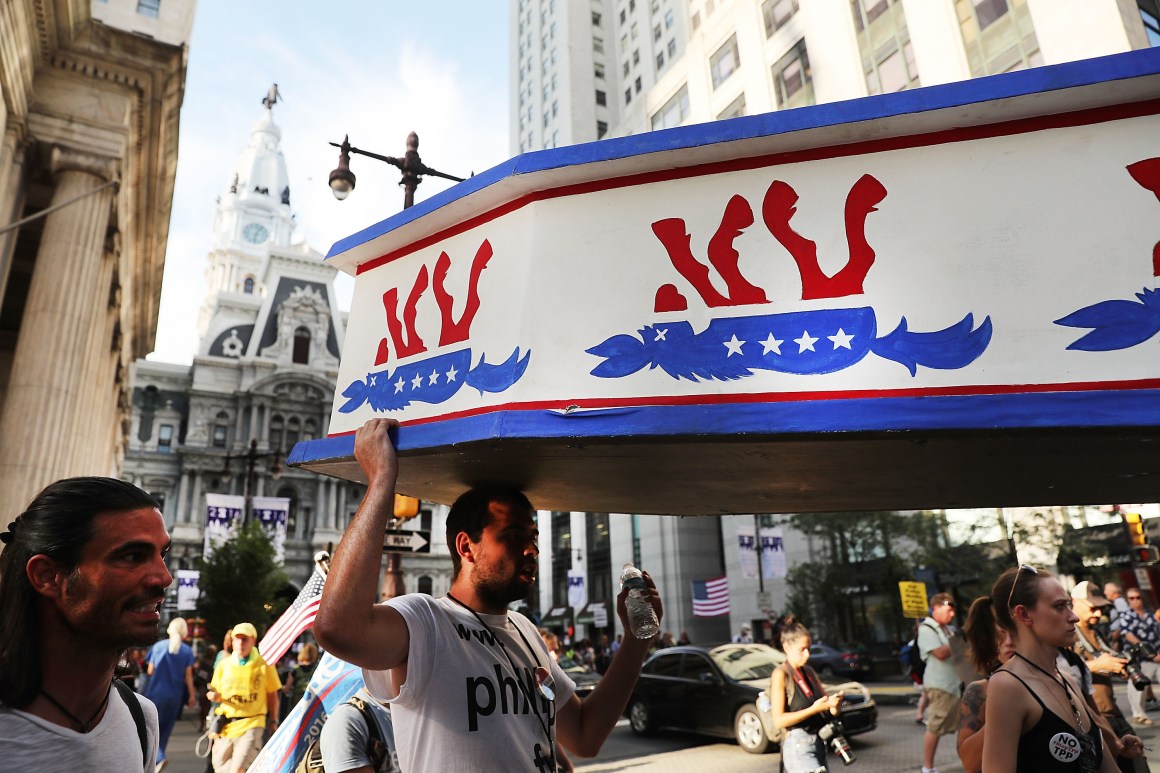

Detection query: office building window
xmin=631 ymin=21 xmax=639 ymax=39
xmin=625 ymin=88 xmax=633 ymax=104
xmin=552 ymin=100 xmax=558 ymax=116
xmin=657 ymin=51 xmax=665 ymax=68
xmin=593 ymin=10 xmax=602 ymax=25
xmin=594 ymin=35 xmax=605 ymax=53
xmin=710 ymin=34 xmax=740 ymax=89
xmin=597 ymin=120 xmax=609 ymax=138
xmin=717 ymin=93 xmax=746 ymax=120
xmin=691 ymin=11 xmax=701 ymax=30
xmin=955 ymin=0 xmax=1039 ymax=76
xmin=1144 ymin=0 xmax=1160 ymax=46
xmin=136 ymin=0 xmax=160 ymax=17
xmin=620 ymin=9 xmax=627 ymax=24
xmin=595 ymin=62 xmax=605 ymax=79
xmin=972 ymin=0 xmax=1008 ymax=30
xmin=852 ymin=0 xmax=919 ymax=94
xmin=635 ymin=76 xmax=642 ymax=92
xmin=633 ymin=48 xmax=640 ymax=64
xmin=596 ymin=89 xmax=607 ymax=105
xmin=763 ymin=0 xmax=799 ymax=37
xmin=668 ymin=38 xmax=677 ymax=56
xmin=772 ymin=39 xmax=813 ymax=109
xmin=655 ymin=24 xmax=662 ymax=41
xmin=651 ymin=84 xmax=690 ymax=129
xmin=630 ymin=0 xmax=636 ymax=10
xmin=623 ymin=60 xmax=630 ymax=76
xmin=665 ymin=8 xmax=674 ymax=27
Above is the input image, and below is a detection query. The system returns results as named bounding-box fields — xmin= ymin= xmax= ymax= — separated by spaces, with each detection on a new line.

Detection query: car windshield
xmin=709 ymin=644 xmax=784 ymax=681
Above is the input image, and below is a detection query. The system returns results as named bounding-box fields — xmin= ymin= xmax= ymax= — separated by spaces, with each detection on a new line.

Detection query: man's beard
xmin=473 ymin=566 xmax=534 ymax=611
xmin=65 ymin=571 xmax=160 ymax=648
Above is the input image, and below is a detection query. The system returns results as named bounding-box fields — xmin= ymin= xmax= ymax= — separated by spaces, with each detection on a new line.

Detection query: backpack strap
xmin=347 ymin=695 xmax=386 ymax=767
xmin=113 ymin=678 xmax=148 ymax=769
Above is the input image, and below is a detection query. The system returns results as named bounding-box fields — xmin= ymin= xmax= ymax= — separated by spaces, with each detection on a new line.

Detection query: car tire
xmin=820 ymin=665 xmax=836 ymax=678
xmin=628 ymin=699 xmax=656 ymax=736
xmin=735 ymin=704 xmax=771 ymax=754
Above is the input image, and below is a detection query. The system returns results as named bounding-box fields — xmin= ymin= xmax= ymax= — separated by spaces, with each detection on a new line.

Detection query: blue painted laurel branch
xmin=586 ymin=307 xmax=992 ymax=381
xmin=338 ymin=347 xmax=531 ymax=413
xmin=1054 ymin=287 xmax=1160 ymax=351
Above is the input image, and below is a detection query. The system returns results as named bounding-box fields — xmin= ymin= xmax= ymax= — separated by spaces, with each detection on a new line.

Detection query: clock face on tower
xmin=242 ymin=222 xmax=269 ymax=244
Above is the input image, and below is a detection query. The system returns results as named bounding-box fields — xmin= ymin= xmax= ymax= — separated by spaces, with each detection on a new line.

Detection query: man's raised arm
xmin=314 ymin=418 xmax=410 ymax=671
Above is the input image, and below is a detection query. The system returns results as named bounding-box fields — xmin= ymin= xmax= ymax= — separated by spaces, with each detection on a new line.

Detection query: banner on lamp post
xmin=567 ymin=570 xmax=587 ymax=611
xmin=760 ymin=527 xmax=787 ymax=579
xmin=176 ymin=569 xmax=200 ymax=612
xmin=203 ymin=494 xmax=244 ymax=560
xmin=737 ymin=524 xmax=758 ymax=580
xmin=252 ymin=496 xmax=290 ymax=564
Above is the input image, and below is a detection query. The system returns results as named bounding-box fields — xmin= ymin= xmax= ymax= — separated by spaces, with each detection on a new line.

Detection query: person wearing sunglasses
xmin=982 ymin=565 xmax=1117 ymax=773
xmin=1118 ymin=588 xmax=1160 ymax=724
xmin=918 ymin=593 xmax=965 ymax=773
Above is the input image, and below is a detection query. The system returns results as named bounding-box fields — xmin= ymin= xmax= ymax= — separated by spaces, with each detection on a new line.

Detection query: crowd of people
xmin=0 ymin=419 xmax=664 ymax=772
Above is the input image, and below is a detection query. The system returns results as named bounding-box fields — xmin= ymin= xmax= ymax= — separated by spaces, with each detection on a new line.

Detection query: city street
xmin=160 ymin=680 xmax=1160 ymax=772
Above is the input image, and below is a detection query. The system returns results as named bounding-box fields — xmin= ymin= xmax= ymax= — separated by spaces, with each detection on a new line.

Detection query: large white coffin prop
xmin=291 ymin=49 xmax=1160 ymax=515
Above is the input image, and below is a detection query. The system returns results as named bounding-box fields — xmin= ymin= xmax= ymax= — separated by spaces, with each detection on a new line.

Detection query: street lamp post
xmin=221 ymin=438 xmax=284 ymax=524
xmin=328 ymin=132 xmax=465 ymax=210
xmin=327 ymin=131 xmax=461 ymax=598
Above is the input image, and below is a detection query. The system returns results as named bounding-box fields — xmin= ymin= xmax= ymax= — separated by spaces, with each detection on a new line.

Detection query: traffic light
xmin=1134 ymin=545 xmax=1160 ymax=567
xmin=1124 ymin=511 xmax=1146 ymax=546
xmin=394 ymin=494 xmax=420 ymax=519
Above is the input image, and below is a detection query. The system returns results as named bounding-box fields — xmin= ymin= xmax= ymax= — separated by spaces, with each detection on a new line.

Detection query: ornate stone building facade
xmin=123 ymin=100 xmax=453 ymax=591
xmin=0 ymin=0 xmax=192 ymax=520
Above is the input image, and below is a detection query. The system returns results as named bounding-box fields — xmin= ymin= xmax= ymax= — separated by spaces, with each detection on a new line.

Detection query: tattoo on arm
xmin=960 ymin=682 xmax=986 ymax=733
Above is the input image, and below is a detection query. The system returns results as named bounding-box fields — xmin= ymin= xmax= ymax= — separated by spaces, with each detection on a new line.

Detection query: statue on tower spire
xmin=262 ymin=83 xmax=282 ymax=109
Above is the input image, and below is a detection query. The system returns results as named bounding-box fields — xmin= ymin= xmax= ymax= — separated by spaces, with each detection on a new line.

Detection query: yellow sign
xmin=899 ymin=581 xmax=930 ymax=619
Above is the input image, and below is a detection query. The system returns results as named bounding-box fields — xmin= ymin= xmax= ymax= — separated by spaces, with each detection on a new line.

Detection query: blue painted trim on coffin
xmin=289 ymin=388 xmax=1160 ymax=465
xmin=326 ymin=47 xmax=1160 ymax=261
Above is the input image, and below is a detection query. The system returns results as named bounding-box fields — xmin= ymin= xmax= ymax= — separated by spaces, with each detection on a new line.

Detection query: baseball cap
xmin=232 ymin=622 xmax=258 ymax=639
xmin=1071 ymin=581 xmax=1111 ymax=607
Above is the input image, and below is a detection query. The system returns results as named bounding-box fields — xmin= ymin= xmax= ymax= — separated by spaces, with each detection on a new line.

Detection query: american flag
xmin=258 ymin=567 xmax=325 ymax=664
xmin=692 ymin=576 xmax=730 ymax=617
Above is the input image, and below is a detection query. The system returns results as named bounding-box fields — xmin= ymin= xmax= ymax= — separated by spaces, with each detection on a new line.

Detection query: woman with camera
xmin=769 ymin=622 xmax=844 ymax=773
xmin=982 ymin=566 xmax=1118 ymax=773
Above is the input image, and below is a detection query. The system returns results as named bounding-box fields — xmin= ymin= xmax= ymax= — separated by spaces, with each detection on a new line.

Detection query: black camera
xmin=818 ymin=720 xmax=855 ymax=766
xmin=1121 ymin=641 xmax=1157 ymax=689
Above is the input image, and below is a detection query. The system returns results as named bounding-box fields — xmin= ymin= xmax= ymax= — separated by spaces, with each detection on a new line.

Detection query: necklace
xmin=40 ymin=684 xmax=110 ymax=733
xmin=446 ymin=593 xmax=556 ymax=751
xmin=1013 ymin=653 xmax=1086 ymax=729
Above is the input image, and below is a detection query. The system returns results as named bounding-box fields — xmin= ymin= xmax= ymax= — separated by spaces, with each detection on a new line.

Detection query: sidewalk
xmin=163 ymin=713 xmax=213 ymax=773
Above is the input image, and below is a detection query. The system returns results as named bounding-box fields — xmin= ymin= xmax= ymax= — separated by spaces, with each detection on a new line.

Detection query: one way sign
xmin=383 ymin=529 xmax=431 ymax=554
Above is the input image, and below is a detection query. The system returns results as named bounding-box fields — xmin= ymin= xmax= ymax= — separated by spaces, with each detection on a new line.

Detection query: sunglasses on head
xmin=1006 ymin=564 xmax=1038 ymax=611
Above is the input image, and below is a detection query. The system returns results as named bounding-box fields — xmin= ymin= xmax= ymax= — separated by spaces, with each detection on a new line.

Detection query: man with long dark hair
xmin=0 ymin=477 xmax=171 ymax=771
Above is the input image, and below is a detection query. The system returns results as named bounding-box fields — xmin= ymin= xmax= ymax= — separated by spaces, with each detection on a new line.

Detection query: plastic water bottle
xmin=620 ymin=563 xmax=659 ymax=639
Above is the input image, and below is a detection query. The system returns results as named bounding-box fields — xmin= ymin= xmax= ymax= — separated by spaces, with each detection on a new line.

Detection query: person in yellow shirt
xmin=206 ymin=622 xmax=281 ymax=773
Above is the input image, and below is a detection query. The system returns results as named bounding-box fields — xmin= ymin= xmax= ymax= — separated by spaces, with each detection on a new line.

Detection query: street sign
xmin=899 ymin=581 xmax=929 ymax=618
xmin=382 ymin=529 xmax=430 ymax=554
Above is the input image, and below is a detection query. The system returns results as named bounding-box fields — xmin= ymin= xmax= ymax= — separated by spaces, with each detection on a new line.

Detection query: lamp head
xmin=329 ymin=135 xmax=356 ymax=200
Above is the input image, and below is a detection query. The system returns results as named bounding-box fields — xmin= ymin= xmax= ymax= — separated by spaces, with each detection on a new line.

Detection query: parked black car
xmin=624 ymin=643 xmax=877 ymax=754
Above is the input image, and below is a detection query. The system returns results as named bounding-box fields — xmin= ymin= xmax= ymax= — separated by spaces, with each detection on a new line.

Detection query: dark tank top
xmin=1001 ymin=669 xmax=1102 ymax=773
xmin=783 ymin=664 xmax=827 ymax=733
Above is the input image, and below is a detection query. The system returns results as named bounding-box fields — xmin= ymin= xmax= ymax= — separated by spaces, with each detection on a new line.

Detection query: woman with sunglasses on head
xmin=982 ymin=565 xmax=1118 ymax=773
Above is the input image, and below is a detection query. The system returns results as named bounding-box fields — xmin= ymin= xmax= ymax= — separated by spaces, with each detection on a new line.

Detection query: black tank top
xmin=1000 ymin=669 xmax=1102 ymax=773
xmin=783 ymin=664 xmax=827 ymax=733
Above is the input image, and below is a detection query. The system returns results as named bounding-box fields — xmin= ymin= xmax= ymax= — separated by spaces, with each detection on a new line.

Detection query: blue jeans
xmin=781 ymin=727 xmax=828 ymax=773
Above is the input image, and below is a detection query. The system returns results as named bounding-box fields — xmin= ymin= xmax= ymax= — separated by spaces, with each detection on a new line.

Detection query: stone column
xmin=0 ymin=147 xmax=117 ymax=518
xmin=176 ymin=470 xmax=191 ymax=524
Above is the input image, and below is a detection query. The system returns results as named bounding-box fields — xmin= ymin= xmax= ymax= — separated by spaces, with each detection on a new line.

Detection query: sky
xmin=149 ymin=1 xmax=511 ymax=364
